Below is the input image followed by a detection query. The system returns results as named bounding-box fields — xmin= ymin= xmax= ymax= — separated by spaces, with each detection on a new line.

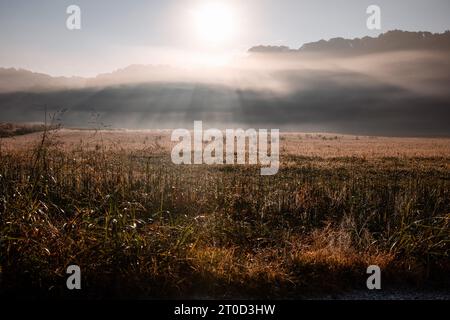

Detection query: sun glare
xmin=192 ymin=2 xmax=237 ymax=45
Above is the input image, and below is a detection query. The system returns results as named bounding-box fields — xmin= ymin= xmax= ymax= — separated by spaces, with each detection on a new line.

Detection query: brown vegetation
xmin=0 ymin=129 xmax=449 ymax=298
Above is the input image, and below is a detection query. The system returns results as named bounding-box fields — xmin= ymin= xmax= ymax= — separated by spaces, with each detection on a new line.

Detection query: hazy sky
xmin=1 ymin=0 xmax=449 ymax=76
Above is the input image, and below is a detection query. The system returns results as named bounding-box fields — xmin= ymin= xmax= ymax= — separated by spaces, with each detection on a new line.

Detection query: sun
xmin=192 ymin=2 xmax=237 ymax=45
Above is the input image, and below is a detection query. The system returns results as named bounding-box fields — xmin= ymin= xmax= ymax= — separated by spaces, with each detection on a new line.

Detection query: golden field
xmin=0 ymin=128 xmax=449 ymax=298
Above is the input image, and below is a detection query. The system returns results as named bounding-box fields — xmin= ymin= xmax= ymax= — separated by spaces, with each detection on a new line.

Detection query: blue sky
xmin=1 ymin=0 xmax=449 ymax=76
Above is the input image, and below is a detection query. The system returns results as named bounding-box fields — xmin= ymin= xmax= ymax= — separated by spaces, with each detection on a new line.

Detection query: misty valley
xmin=1 ymin=19 xmax=450 ymax=303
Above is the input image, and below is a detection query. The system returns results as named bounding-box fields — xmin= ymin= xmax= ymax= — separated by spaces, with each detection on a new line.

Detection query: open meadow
xmin=0 ymin=128 xmax=449 ymax=298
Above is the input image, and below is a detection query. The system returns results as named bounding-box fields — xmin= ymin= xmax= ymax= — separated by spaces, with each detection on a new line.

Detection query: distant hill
xmin=249 ymin=30 xmax=450 ymax=55
xmin=1 ymin=30 xmax=450 ymax=136
xmin=0 ymin=68 xmax=85 ymax=93
xmin=86 ymin=64 xmax=186 ymax=87
xmin=3 ymin=30 xmax=450 ymax=94
xmin=0 ymin=65 xmax=191 ymax=94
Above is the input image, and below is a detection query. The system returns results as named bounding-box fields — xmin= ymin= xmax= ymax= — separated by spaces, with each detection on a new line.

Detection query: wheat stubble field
xmin=0 ymin=128 xmax=449 ymax=298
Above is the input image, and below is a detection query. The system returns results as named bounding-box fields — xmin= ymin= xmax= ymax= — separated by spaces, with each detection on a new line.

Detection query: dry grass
xmin=3 ymin=129 xmax=450 ymax=158
xmin=0 ymin=129 xmax=449 ymax=298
